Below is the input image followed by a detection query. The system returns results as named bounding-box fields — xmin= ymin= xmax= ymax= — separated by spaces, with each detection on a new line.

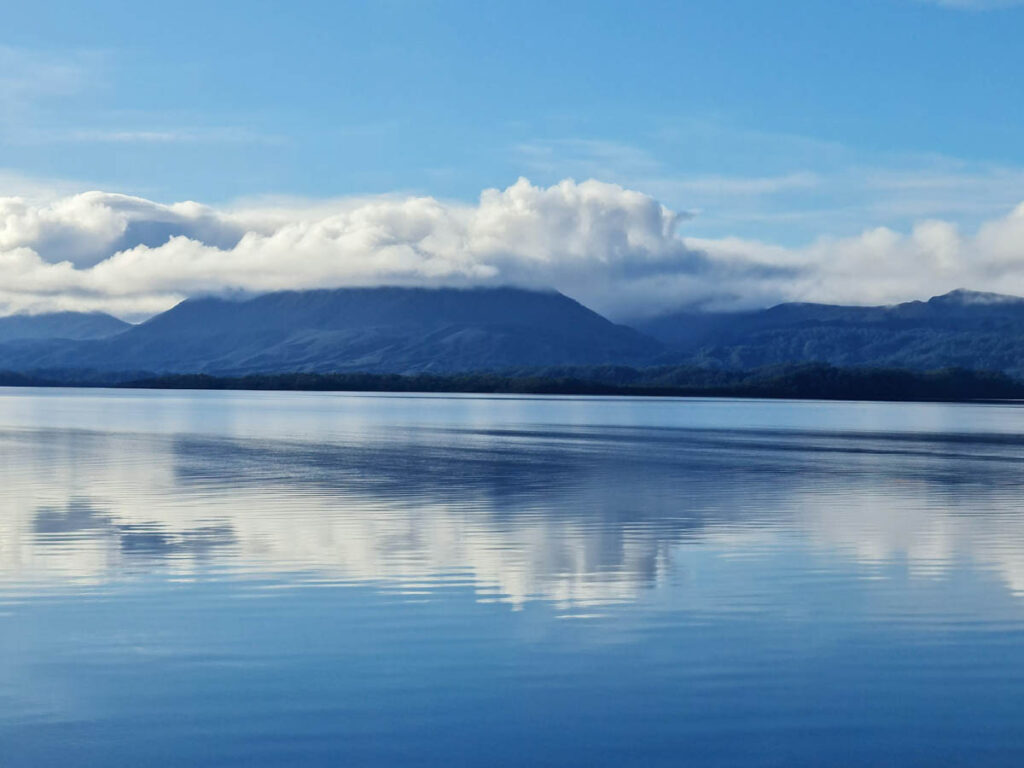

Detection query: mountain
xmin=7 ymin=287 xmax=1024 ymax=381
xmin=636 ymin=289 xmax=1024 ymax=375
xmin=0 ymin=311 xmax=130 ymax=343
xmin=0 ymin=287 xmax=659 ymax=376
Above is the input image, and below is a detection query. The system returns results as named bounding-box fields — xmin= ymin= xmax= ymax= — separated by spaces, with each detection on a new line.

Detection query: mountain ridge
xmin=0 ymin=311 xmax=130 ymax=344
xmin=0 ymin=286 xmax=658 ymax=375
xmin=5 ymin=287 xmax=1024 ymax=379
xmin=635 ymin=288 xmax=1024 ymax=375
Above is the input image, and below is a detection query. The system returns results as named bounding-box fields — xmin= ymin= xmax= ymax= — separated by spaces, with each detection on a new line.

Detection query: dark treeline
xmin=111 ymin=364 xmax=1024 ymax=401
xmin=4 ymin=363 xmax=1024 ymax=402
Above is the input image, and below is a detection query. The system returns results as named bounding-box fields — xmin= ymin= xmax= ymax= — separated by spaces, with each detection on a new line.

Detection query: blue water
xmin=3 ymin=388 xmax=1024 ymax=766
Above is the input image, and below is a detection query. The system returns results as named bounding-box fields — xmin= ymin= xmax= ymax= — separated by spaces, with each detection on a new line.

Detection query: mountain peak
xmin=927 ymin=289 xmax=1024 ymax=306
xmin=2 ymin=286 xmax=658 ymax=375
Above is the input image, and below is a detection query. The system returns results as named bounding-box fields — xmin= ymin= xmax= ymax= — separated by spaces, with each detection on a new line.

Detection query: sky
xmin=1 ymin=0 xmax=1023 ymax=319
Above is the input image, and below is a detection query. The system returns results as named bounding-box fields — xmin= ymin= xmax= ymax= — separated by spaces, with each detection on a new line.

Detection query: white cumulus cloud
xmin=0 ymin=177 xmax=1023 ymax=321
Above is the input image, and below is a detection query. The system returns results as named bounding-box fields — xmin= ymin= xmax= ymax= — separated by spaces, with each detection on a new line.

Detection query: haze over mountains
xmin=3 ymin=287 xmax=1024 ymax=379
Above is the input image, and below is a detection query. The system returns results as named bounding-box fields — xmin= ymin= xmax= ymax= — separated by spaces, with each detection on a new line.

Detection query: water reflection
xmin=34 ymin=499 xmax=236 ymax=558
xmin=12 ymin=392 xmax=1024 ymax=767
xmin=4 ymin=402 xmax=1024 ymax=608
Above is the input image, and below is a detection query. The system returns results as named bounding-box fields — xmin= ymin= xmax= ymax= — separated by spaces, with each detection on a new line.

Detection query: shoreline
xmin=3 ymin=364 xmax=1024 ymax=405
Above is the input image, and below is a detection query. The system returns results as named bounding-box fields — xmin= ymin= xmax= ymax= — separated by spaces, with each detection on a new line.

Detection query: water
xmin=3 ymin=388 xmax=1024 ymax=766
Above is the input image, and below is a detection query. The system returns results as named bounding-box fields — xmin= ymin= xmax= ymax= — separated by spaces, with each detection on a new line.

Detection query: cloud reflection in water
xmin=4 ymin=411 xmax=1024 ymax=610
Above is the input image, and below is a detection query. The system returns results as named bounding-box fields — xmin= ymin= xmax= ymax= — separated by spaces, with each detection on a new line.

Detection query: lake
xmin=3 ymin=388 xmax=1024 ymax=766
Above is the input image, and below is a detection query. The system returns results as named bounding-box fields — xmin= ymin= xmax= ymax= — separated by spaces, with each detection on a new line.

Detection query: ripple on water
xmin=5 ymin=391 xmax=1024 ymax=766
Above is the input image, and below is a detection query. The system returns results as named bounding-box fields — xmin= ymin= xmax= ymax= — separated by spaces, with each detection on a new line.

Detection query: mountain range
xmin=0 ymin=287 xmax=655 ymax=377
xmin=635 ymin=289 xmax=1024 ymax=375
xmin=4 ymin=286 xmax=1024 ymax=379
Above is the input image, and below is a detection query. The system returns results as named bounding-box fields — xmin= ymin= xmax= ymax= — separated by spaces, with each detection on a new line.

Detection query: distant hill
xmin=7 ymin=287 xmax=1024 ymax=380
xmin=0 ymin=312 xmax=130 ymax=343
xmin=635 ymin=290 xmax=1024 ymax=376
xmin=0 ymin=287 xmax=658 ymax=375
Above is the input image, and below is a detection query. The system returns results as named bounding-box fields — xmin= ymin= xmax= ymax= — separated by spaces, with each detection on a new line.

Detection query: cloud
xmin=513 ymin=129 xmax=1024 ymax=245
xmin=0 ymin=177 xmax=1023 ymax=320
xmin=661 ymin=172 xmax=821 ymax=197
xmin=0 ymin=46 xmax=280 ymax=150
xmin=55 ymin=127 xmax=282 ymax=145
xmin=0 ymin=46 xmax=102 ymax=140
xmin=688 ymin=202 xmax=1024 ymax=310
xmin=0 ymin=178 xmax=726 ymax=318
xmin=0 ymin=46 xmax=95 ymax=108
xmin=0 ymin=168 xmax=94 ymax=201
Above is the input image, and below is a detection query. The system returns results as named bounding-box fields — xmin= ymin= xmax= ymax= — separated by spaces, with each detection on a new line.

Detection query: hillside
xmin=0 ymin=287 xmax=658 ymax=375
xmin=7 ymin=287 xmax=1024 ymax=379
xmin=636 ymin=290 xmax=1024 ymax=376
xmin=0 ymin=312 xmax=130 ymax=343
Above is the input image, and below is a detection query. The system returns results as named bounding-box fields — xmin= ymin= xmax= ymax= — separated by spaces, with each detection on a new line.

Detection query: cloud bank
xmin=1 ymin=177 xmax=1023 ymax=320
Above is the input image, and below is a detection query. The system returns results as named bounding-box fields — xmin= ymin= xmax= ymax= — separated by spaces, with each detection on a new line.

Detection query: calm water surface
xmin=3 ymin=388 xmax=1024 ymax=766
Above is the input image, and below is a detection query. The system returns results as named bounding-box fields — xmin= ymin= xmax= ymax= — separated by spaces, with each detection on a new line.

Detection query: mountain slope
xmin=0 ymin=287 xmax=659 ymax=375
xmin=637 ymin=290 xmax=1024 ymax=375
xmin=0 ymin=312 xmax=130 ymax=343
xmin=8 ymin=287 xmax=1024 ymax=380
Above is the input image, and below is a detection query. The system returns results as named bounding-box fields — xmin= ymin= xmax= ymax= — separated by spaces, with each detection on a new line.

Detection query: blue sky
xmin=4 ymin=0 xmax=1022 ymax=241
xmin=1 ymin=0 xmax=1023 ymax=318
